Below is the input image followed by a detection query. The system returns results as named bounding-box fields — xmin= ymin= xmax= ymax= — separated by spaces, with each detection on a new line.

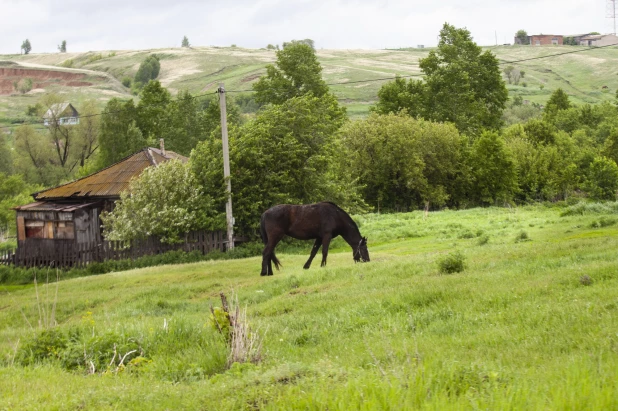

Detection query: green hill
xmin=1 ymin=45 xmax=617 ymax=127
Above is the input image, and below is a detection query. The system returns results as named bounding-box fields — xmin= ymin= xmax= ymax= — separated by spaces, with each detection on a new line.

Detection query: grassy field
xmin=1 ymin=203 xmax=618 ymax=409
xmin=1 ymin=44 xmax=618 ymax=127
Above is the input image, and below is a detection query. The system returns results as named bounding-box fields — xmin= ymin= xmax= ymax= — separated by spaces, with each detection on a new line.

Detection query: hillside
xmin=1 ymin=44 xmax=617 ymax=127
xmin=2 ymin=205 xmax=618 ymax=409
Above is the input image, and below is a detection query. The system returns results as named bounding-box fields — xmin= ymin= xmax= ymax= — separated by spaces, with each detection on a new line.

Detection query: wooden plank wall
xmin=0 ymin=230 xmax=228 ymax=269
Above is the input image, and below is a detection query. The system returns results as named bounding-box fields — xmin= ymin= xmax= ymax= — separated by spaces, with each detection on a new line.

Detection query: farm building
xmin=578 ymin=34 xmax=618 ymax=46
xmin=530 ymin=35 xmax=563 ymax=46
xmin=13 ymin=146 xmax=186 ymax=251
xmin=43 ymin=102 xmax=80 ymax=126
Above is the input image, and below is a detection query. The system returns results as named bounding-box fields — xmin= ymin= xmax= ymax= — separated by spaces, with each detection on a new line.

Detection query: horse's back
xmin=262 ymin=203 xmax=338 ymax=240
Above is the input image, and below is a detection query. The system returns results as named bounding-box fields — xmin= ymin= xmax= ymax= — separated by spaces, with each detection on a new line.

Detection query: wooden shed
xmin=14 ymin=147 xmax=187 ymax=249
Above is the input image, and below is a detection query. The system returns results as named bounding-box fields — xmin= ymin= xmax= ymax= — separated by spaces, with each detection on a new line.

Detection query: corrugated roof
xmin=34 ymin=147 xmax=187 ymax=200
xmin=13 ymin=201 xmax=101 ymax=212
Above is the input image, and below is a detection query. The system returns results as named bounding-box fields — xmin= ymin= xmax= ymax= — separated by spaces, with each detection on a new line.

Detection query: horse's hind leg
xmin=303 ymin=238 xmax=322 ymax=269
xmin=261 ymin=233 xmax=284 ymax=276
xmin=320 ymin=235 xmax=332 ymax=267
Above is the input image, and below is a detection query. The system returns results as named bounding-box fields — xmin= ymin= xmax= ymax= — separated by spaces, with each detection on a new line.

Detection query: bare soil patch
xmin=0 ymin=67 xmax=95 ymax=95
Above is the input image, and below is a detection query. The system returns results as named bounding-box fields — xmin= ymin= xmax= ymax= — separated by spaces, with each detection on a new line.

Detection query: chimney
xmin=159 ymin=138 xmax=166 ymax=156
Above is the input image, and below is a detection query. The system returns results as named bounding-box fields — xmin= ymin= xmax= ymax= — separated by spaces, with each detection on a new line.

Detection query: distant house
xmin=579 ymin=34 xmax=618 ymax=46
xmin=530 ymin=35 xmax=563 ymax=46
xmin=14 ymin=146 xmax=186 ymax=248
xmin=43 ymin=103 xmax=79 ymax=126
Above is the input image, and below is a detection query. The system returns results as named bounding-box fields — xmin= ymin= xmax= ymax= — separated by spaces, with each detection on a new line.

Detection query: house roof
xmin=13 ymin=201 xmax=101 ymax=212
xmin=43 ymin=103 xmax=78 ymax=119
xmin=34 ymin=147 xmax=187 ymax=201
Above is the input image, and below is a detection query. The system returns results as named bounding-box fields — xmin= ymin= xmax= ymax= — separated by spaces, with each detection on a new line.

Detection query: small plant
xmin=580 ymin=275 xmax=593 ymax=286
xmin=60 ymin=59 xmax=74 ymax=68
xmin=121 ymin=76 xmax=132 ymax=88
xmin=539 ymin=84 xmax=545 ymax=90
xmin=515 ymin=230 xmax=530 ymax=242
xmin=438 ymin=251 xmax=466 ymax=274
xmin=599 ymin=217 xmax=617 ymax=227
xmin=210 ymin=293 xmax=262 ymax=367
xmin=477 ymin=234 xmax=489 ymax=246
xmin=457 ymin=229 xmax=475 ymax=239
xmin=522 ymin=82 xmax=527 ymax=87
xmin=108 ymin=51 xmax=116 ymax=57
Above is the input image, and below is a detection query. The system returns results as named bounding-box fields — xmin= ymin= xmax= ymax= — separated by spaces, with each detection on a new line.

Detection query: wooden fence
xmin=0 ymin=230 xmax=228 ymax=269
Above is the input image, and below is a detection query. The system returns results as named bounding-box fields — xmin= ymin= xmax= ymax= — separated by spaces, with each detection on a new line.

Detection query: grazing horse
xmin=260 ymin=202 xmax=370 ymax=276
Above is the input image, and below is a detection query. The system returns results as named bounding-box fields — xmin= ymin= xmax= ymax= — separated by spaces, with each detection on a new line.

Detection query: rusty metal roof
xmin=13 ymin=201 xmax=101 ymax=212
xmin=34 ymin=148 xmax=187 ymax=200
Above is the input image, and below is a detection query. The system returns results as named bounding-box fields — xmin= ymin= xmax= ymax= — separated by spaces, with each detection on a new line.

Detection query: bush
xmin=437 ymin=251 xmax=466 ymax=274
xmin=121 ymin=76 xmax=132 ymax=88
xmin=515 ymin=230 xmax=530 ymax=242
xmin=560 ymin=201 xmax=618 ymax=216
xmin=0 ymin=242 xmax=263 ymax=285
xmin=477 ymin=234 xmax=490 ymax=246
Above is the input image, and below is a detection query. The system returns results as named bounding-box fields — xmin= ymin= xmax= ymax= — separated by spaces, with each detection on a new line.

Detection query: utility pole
xmin=608 ymin=0 xmax=617 ymax=35
xmin=218 ymin=83 xmax=234 ymax=250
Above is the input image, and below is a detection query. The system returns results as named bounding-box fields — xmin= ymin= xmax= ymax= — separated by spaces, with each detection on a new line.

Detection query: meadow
xmin=1 ymin=203 xmax=618 ymax=410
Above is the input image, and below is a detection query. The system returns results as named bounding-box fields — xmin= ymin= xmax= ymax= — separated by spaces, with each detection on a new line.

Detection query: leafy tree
xmin=191 ymin=93 xmax=350 ymax=233
xmin=58 ymin=40 xmax=67 ymax=53
xmin=544 ymin=88 xmax=571 ymax=119
xmin=585 ymin=156 xmax=618 ymax=200
xmin=374 ymin=23 xmax=508 ymax=135
xmin=0 ymin=173 xmax=40 ymax=239
xmin=283 ymin=39 xmax=315 ymax=50
xmin=101 ymin=160 xmax=215 ymax=243
xmin=13 ymin=78 xmax=32 ymax=94
xmin=136 ymin=80 xmax=171 ymax=142
xmin=14 ymin=125 xmax=65 ymax=185
xmin=469 ymin=131 xmax=517 ymax=204
xmin=181 ymin=36 xmax=190 ymax=47
xmin=98 ymin=99 xmax=146 ymax=167
xmin=523 ymin=119 xmax=557 ymax=145
xmin=74 ymin=100 xmax=100 ymax=168
xmin=515 ymin=30 xmax=529 ymax=45
xmin=21 ymin=39 xmax=31 ymax=55
xmin=0 ymin=135 xmax=13 ymax=176
xmin=134 ymin=55 xmax=161 ymax=88
xmin=253 ymin=42 xmax=329 ymax=105
xmin=266 ymin=44 xmax=276 ymax=50
xmin=340 ymin=112 xmax=462 ymax=210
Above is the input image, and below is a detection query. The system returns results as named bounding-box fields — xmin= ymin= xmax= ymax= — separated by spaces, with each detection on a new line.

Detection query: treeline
xmin=4 ymin=24 xmax=618 ymax=244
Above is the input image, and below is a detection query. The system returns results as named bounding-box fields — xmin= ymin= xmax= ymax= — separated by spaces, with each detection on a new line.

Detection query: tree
xmin=545 ymin=88 xmax=571 ymax=114
xmin=515 ymin=30 xmax=529 ymax=45
xmin=101 ymin=160 xmax=215 ymax=243
xmin=283 ymin=39 xmax=315 ymax=50
xmin=469 ymin=131 xmax=517 ymax=204
xmin=253 ymin=42 xmax=329 ymax=105
xmin=374 ymin=23 xmax=508 ymax=135
xmin=340 ymin=113 xmax=462 ymax=211
xmin=585 ymin=156 xmax=618 ymax=200
xmin=98 ymin=98 xmax=146 ymax=167
xmin=181 ymin=36 xmax=190 ymax=47
xmin=21 ymin=39 xmax=31 ymax=55
xmin=134 ymin=55 xmax=161 ymax=88
xmin=58 ymin=40 xmax=67 ymax=53
xmin=191 ymin=93 xmax=351 ymax=233
xmin=13 ymin=78 xmax=32 ymax=94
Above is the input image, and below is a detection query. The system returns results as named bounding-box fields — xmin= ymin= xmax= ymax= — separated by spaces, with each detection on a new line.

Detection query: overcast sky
xmin=0 ymin=0 xmax=610 ymax=54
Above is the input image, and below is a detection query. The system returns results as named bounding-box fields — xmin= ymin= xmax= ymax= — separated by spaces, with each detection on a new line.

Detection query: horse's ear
xmin=362 ymin=236 xmax=367 ymax=243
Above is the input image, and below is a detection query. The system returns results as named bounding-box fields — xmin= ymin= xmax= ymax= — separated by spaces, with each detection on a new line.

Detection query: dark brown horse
xmin=260 ymin=202 xmax=370 ymax=276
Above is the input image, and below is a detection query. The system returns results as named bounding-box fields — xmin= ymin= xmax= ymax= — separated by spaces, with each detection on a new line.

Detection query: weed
xmin=477 ymin=234 xmax=490 ymax=246
xmin=580 ymin=275 xmax=593 ymax=286
xmin=515 ymin=230 xmax=530 ymax=242
xmin=438 ymin=251 xmax=466 ymax=274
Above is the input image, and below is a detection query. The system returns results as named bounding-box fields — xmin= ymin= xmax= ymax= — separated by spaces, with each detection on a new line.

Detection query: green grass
xmin=1 ymin=204 xmax=618 ymax=409
xmin=2 ymin=44 xmax=618 ymax=128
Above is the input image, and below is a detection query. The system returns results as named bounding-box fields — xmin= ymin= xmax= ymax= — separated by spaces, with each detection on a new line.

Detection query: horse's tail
xmin=260 ymin=213 xmax=282 ymax=271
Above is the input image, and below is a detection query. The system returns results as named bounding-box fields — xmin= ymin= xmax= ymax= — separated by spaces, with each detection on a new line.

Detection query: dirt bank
xmin=0 ymin=68 xmax=96 ymax=95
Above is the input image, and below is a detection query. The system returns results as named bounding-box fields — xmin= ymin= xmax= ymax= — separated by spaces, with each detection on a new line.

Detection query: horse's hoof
xmin=260 ymin=272 xmax=267 ymax=276
xmin=268 ymin=272 xmax=274 ymax=276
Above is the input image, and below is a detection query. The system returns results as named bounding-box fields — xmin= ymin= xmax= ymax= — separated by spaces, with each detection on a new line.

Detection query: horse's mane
xmin=320 ymin=201 xmax=360 ymax=232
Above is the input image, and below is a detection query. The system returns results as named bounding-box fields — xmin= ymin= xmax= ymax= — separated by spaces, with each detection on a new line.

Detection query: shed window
xmin=24 ymin=220 xmax=74 ymax=240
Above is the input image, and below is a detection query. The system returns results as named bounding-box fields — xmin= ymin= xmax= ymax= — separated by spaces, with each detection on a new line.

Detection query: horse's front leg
xmin=303 ymin=238 xmax=322 ymax=269
xmin=320 ymin=235 xmax=332 ymax=267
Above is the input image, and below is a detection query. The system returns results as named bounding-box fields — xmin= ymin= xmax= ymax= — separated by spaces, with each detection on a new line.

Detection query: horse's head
xmin=354 ymin=237 xmax=370 ymax=263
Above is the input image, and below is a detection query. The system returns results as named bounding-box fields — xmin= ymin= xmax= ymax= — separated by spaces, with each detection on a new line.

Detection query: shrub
xmin=515 ymin=230 xmax=530 ymax=242
xmin=121 ymin=76 xmax=132 ymax=88
xmin=560 ymin=201 xmax=618 ymax=216
xmin=438 ymin=251 xmax=466 ymax=274
xmin=477 ymin=234 xmax=490 ymax=246
xmin=580 ymin=275 xmax=593 ymax=286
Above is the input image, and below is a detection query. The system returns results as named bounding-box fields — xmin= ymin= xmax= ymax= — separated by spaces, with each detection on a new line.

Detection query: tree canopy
xmin=252 ymin=42 xmax=329 ymax=105
xmin=21 ymin=39 xmax=31 ymax=55
xmin=373 ymin=23 xmax=508 ymax=135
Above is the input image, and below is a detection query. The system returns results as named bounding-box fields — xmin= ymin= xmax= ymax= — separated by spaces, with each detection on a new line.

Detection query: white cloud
xmin=0 ymin=0 xmax=609 ymax=54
